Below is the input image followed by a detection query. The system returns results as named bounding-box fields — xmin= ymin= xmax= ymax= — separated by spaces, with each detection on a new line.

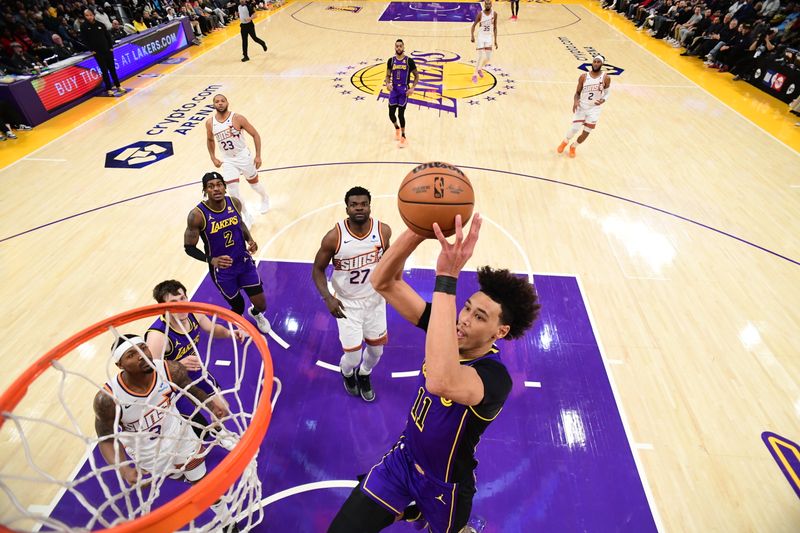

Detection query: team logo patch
xmin=578 ymin=62 xmax=624 ymax=76
xmin=105 ymin=141 xmax=174 ymax=169
xmin=337 ymin=51 xmax=514 ymax=117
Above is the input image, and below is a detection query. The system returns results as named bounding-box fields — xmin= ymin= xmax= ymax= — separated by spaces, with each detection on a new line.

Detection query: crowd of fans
xmin=0 ymin=0 xmax=266 ymax=76
xmin=600 ymin=0 xmax=800 ymax=90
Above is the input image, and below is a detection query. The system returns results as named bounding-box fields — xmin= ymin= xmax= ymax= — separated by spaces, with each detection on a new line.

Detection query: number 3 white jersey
xmin=579 ymin=72 xmax=607 ymax=109
xmin=104 ymin=360 xmax=193 ymax=466
xmin=212 ymin=112 xmax=250 ymax=160
xmin=331 ymin=218 xmax=386 ymax=300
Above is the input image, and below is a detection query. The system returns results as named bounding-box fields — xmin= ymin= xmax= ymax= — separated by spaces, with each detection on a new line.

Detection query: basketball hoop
xmin=0 ymin=302 xmax=273 ymax=532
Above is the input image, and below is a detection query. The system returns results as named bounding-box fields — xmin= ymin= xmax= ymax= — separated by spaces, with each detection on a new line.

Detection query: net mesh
xmin=0 ymin=304 xmax=274 ymax=532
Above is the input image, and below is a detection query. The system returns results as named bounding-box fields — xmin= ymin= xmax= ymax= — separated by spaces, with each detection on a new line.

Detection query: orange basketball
xmin=397 ymin=162 xmax=474 ymax=239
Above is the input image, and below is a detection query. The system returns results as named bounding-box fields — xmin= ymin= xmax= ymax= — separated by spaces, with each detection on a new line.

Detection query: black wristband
xmin=184 ymin=244 xmax=208 ymax=262
xmin=434 ymin=275 xmax=457 ymax=295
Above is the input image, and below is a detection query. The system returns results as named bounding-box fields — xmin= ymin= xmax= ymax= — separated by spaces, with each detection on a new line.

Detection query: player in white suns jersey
xmin=313 ymin=187 xmax=393 ymax=402
xmin=206 ymin=94 xmax=270 ymax=224
xmin=470 ymin=0 xmax=498 ymax=83
xmin=93 ymin=335 xmax=229 ymax=485
xmin=557 ymin=55 xmax=612 ymax=158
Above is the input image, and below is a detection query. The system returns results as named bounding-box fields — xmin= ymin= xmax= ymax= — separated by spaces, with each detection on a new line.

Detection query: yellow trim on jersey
xmin=444 ymin=410 xmax=469 ymax=483
xmin=201 ymin=198 xmax=228 ymax=214
xmin=145 ymin=328 xmax=176 ymax=358
xmin=468 ymin=405 xmax=504 ymax=423
xmin=445 ymin=482 xmax=457 ymax=533
xmin=195 ymin=206 xmax=207 ymax=232
xmin=363 ymin=465 xmax=402 ymax=515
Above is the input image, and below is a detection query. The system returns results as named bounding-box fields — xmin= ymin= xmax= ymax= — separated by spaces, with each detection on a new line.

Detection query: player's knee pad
xmin=243 ymin=283 xmax=264 ymax=298
xmin=583 ymin=124 xmax=595 ymax=133
xmin=227 ymin=293 xmax=246 ymax=315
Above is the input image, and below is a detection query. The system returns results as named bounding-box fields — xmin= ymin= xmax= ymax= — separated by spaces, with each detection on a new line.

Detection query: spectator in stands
xmin=7 ymin=41 xmax=43 ymax=74
xmin=732 ymin=28 xmax=777 ymax=80
xmin=714 ymin=23 xmax=755 ymax=70
xmin=51 ymin=32 xmax=75 ymax=59
xmin=132 ymin=13 xmax=147 ymax=32
xmin=109 ymin=18 xmax=126 ymax=42
xmin=94 ymin=6 xmax=112 ymax=29
xmin=759 ymin=0 xmax=781 ymax=18
xmin=732 ymin=0 xmax=758 ymax=22
xmin=80 ymin=8 xmax=124 ymax=96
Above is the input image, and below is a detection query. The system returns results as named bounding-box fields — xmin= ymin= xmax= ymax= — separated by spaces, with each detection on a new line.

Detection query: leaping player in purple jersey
xmin=183 ymin=172 xmax=272 ymax=336
xmin=383 ymin=39 xmax=418 ymax=148
xmin=328 ymin=214 xmax=541 ymax=533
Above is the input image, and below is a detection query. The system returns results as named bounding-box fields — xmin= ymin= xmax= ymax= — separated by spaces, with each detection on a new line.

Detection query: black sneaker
xmin=356 ymin=368 xmax=375 ymax=402
xmin=341 ymin=369 xmax=359 ymax=397
xmin=242 ymin=56 xmax=249 ymax=62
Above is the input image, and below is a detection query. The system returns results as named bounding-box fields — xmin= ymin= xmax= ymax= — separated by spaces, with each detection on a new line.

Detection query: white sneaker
xmin=259 ymin=196 xmax=270 ymax=214
xmin=248 ymin=307 xmax=271 ymax=334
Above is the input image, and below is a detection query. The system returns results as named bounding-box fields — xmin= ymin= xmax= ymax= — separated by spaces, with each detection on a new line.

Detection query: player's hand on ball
xmin=212 ymin=157 xmax=222 ymax=168
xmin=433 ymin=213 xmax=483 ymax=277
xmin=211 ymin=255 xmax=233 ymax=269
xmin=247 ymin=240 xmax=258 ymax=254
xmin=325 ymin=296 xmax=347 ymax=319
xmin=180 ymin=354 xmax=203 ymax=372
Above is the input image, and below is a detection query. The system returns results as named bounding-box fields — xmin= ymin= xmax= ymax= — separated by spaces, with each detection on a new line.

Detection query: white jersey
xmin=331 ymin=218 xmax=385 ymax=300
xmin=478 ymin=8 xmax=495 ymax=37
xmin=105 ymin=359 xmax=189 ymax=463
xmin=579 ymin=72 xmax=607 ymax=109
xmin=212 ymin=112 xmax=250 ymax=160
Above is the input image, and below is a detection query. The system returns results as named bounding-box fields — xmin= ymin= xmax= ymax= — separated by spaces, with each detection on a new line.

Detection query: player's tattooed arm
xmin=166 ymin=360 xmax=228 ymax=420
xmin=184 ymin=208 xmax=209 ymax=263
xmin=94 ymin=389 xmax=141 ymax=484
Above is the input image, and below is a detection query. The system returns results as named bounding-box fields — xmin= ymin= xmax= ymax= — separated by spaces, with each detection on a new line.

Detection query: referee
xmin=238 ymin=0 xmax=267 ymax=62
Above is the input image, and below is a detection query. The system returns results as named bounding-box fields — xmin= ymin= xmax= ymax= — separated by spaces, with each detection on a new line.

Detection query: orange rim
xmin=0 ymin=302 xmax=273 ymax=533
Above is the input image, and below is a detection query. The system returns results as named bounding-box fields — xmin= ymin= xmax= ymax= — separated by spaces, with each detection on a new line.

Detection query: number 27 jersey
xmin=331 ymin=218 xmax=385 ymax=300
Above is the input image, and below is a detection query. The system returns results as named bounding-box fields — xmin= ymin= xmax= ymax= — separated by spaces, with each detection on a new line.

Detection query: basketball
xmin=397 ymin=162 xmax=474 ymax=239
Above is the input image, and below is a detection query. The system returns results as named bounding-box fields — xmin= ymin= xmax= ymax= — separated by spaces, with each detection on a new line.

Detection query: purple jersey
xmin=403 ymin=348 xmax=510 ymax=483
xmin=387 ymin=56 xmax=417 ymax=92
xmin=146 ymin=314 xmax=201 ymax=362
xmin=196 ymin=196 xmax=249 ymax=262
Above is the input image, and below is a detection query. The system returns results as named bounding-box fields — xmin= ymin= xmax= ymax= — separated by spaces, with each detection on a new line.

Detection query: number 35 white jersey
xmin=212 ymin=112 xmax=250 ymax=160
xmin=331 ymin=218 xmax=386 ymax=300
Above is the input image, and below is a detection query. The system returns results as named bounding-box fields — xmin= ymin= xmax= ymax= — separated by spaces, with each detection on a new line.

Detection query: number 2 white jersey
xmin=579 ymin=72 xmax=607 ymax=109
xmin=212 ymin=112 xmax=250 ymax=160
xmin=104 ymin=359 xmax=191 ymax=464
xmin=331 ymin=218 xmax=385 ymax=300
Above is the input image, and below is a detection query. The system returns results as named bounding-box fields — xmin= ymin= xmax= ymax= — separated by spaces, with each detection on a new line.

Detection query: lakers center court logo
xmin=105 ymin=141 xmax=174 ymax=169
xmin=334 ymin=51 xmax=515 ymax=117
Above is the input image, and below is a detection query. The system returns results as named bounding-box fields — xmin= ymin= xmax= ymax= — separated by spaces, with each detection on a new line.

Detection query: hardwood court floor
xmin=1 ymin=1 xmax=798 ymax=531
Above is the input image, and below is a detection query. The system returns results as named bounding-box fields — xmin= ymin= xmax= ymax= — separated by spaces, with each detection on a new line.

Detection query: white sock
xmin=564 ymin=122 xmax=581 ymax=141
xmin=359 ymin=345 xmax=383 ymax=374
xmin=339 ymin=350 xmax=361 ymax=376
xmin=249 ymin=181 xmax=268 ymax=201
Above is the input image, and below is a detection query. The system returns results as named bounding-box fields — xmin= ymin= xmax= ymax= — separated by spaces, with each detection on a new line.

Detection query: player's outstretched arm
xmin=425 ymin=214 xmax=486 ymax=406
xmin=371 ymin=229 xmax=427 ymax=326
xmin=167 ymin=360 xmax=229 ymax=420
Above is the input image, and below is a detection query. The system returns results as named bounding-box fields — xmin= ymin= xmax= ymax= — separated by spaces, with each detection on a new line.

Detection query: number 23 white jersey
xmin=212 ymin=112 xmax=250 ymax=159
xmin=331 ymin=218 xmax=386 ymax=300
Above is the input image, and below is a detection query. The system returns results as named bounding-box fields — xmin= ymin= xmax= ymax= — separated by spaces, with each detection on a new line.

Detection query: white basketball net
xmin=0 ymin=310 xmax=275 ymax=532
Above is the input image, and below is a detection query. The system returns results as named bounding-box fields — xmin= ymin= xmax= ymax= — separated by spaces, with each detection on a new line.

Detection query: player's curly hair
xmin=477 ymin=266 xmax=541 ymax=339
xmin=345 ymin=186 xmax=371 ymax=205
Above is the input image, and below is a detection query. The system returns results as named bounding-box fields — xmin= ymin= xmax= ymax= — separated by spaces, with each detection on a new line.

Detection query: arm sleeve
xmin=415 ymin=301 xmax=432 ymax=331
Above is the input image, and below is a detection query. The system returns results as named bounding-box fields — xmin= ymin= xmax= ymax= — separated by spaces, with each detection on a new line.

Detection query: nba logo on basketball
xmin=434 ymin=177 xmax=444 ymax=198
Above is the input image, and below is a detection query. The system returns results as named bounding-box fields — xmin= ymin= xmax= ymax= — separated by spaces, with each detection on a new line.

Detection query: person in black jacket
xmin=80 ymin=9 xmax=125 ymax=96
